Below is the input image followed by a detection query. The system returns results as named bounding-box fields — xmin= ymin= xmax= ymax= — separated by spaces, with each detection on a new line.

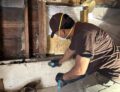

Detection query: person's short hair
xmin=49 ymin=13 xmax=75 ymax=38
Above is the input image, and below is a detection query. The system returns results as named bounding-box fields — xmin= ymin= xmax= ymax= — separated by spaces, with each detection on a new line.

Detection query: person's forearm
xmin=63 ymin=64 xmax=83 ymax=80
xmin=63 ymin=55 xmax=90 ymax=80
xmin=59 ymin=48 xmax=75 ymax=64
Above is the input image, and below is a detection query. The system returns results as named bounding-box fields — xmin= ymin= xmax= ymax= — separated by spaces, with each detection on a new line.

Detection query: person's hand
xmin=56 ymin=73 xmax=86 ymax=87
xmin=48 ymin=59 xmax=61 ymax=68
xmin=55 ymin=73 xmax=68 ymax=87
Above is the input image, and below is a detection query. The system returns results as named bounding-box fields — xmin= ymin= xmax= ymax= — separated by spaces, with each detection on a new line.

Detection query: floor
xmin=38 ymin=86 xmax=57 ymax=92
xmin=37 ymin=80 xmax=83 ymax=92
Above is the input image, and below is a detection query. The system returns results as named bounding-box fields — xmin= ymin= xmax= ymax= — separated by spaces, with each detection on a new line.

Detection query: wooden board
xmin=0 ymin=79 xmax=4 ymax=92
xmin=28 ymin=0 xmax=39 ymax=57
xmin=0 ymin=0 xmax=28 ymax=60
xmin=24 ymin=1 xmax=29 ymax=58
xmin=0 ymin=7 xmax=24 ymax=59
xmin=38 ymin=0 xmax=47 ymax=57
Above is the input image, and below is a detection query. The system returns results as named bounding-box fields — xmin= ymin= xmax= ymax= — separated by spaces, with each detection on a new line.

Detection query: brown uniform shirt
xmin=69 ymin=22 xmax=120 ymax=79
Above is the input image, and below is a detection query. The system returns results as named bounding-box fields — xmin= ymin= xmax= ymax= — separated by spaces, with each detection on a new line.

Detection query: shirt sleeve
xmin=69 ymin=28 xmax=95 ymax=59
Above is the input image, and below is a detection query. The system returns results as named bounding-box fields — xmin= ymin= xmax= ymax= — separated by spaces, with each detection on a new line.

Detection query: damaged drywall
xmin=0 ymin=60 xmax=74 ymax=91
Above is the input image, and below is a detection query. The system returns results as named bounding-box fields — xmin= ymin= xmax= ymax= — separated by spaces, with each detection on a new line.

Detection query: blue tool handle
xmin=48 ymin=62 xmax=55 ymax=67
xmin=58 ymin=80 xmax=61 ymax=92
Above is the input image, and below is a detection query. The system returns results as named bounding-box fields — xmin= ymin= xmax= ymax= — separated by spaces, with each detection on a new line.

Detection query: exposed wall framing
xmin=28 ymin=0 xmax=39 ymax=57
xmin=0 ymin=0 xmax=119 ymax=61
xmin=46 ymin=0 xmax=81 ymax=4
xmin=27 ymin=0 xmax=47 ymax=58
xmin=23 ymin=0 xmax=29 ymax=58
xmin=38 ymin=0 xmax=47 ymax=58
xmin=0 ymin=0 xmax=26 ymax=60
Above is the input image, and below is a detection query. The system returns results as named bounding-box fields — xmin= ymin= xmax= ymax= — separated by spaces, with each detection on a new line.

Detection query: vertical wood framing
xmin=76 ymin=0 xmax=80 ymax=4
xmin=24 ymin=0 xmax=29 ymax=58
xmin=0 ymin=6 xmax=4 ymax=60
xmin=38 ymin=0 xmax=47 ymax=57
xmin=70 ymin=0 xmax=81 ymax=5
xmin=0 ymin=79 xmax=4 ymax=92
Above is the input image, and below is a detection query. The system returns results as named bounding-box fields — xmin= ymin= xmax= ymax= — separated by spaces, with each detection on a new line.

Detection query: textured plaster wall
xmin=0 ymin=60 xmax=74 ymax=91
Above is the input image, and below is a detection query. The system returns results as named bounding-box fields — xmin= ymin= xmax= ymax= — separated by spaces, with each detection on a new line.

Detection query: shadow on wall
xmin=18 ymin=80 xmax=43 ymax=92
xmin=95 ymin=0 xmax=120 ymax=8
xmin=99 ymin=8 xmax=120 ymax=46
xmin=93 ymin=0 xmax=120 ymax=46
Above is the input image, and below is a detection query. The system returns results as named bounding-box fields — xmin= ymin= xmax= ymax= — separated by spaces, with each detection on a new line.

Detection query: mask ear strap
xmin=58 ymin=13 xmax=64 ymax=36
xmin=65 ymin=26 xmax=74 ymax=39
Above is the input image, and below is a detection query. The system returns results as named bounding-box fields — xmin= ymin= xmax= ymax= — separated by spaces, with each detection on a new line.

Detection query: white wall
xmin=89 ymin=7 xmax=120 ymax=45
xmin=0 ymin=60 xmax=74 ymax=91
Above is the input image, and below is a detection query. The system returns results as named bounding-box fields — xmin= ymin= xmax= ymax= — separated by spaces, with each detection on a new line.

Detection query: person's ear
xmin=64 ymin=14 xmax=69 ymax=19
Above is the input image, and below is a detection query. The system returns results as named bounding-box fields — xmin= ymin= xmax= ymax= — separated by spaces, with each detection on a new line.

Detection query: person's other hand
xmin=55 ymin=73 xmax=68 ymax=87
xmin=48 ymin=59 xmax=61 ymax=68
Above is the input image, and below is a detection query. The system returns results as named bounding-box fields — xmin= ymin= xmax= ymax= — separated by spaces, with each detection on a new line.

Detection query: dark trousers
xmin=61 ymin=72 xmax=120 ymax=92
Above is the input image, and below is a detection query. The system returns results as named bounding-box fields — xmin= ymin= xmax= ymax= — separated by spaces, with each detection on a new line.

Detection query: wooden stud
xmin=23 ymin=0 xmax=29 ymax=58
xmin=38 ymin=0 xmax=47 ymax=58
